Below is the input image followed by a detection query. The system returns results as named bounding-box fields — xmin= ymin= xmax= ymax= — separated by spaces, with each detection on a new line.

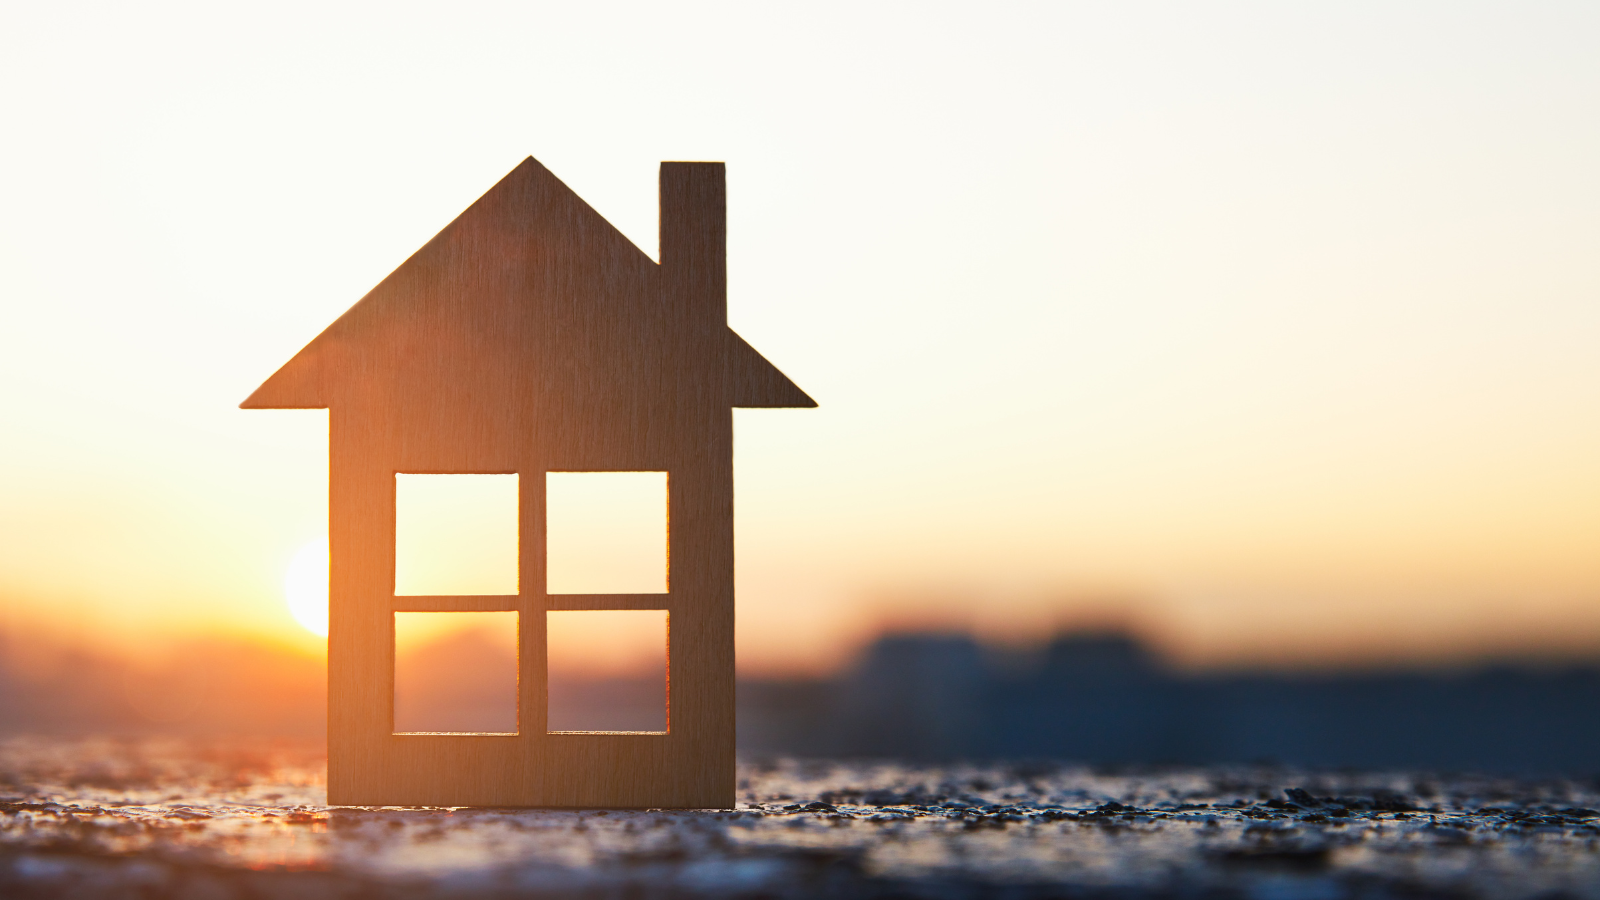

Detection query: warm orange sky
xmin=0 ymin=2 xmax=1597 ymax=674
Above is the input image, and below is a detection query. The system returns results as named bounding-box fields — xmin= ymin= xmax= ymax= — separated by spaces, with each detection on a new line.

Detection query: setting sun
xmin=285 ymin=538 xmax=329 ymax=637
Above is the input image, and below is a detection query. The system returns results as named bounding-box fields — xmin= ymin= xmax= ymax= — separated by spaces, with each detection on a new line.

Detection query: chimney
xmin=659 ymin=162 xmax=726 ymax=331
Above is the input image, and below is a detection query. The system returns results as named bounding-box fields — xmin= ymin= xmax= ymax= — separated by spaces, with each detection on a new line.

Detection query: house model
xmin=243 ymin=157 xmax=813 ymax=808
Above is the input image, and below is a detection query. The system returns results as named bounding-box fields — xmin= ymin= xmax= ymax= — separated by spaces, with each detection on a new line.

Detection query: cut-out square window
xmin=395 ymin=474 xmax=518 ymax=596
xmin=546 ymin=472 xmax=667 ymax=594
xmin=394 ymin=611 xmax=517 ymax=734
xmin=547 ymin=610 xmax=666 ymax=733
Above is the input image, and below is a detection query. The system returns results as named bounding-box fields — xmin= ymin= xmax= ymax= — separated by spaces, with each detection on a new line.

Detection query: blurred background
xmin=1 ymin=1 xmax=1597 ymax=772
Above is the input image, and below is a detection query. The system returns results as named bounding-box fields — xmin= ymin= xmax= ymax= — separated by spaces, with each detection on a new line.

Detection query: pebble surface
xmin=2 ymin=737 xmax=1599 ymax=898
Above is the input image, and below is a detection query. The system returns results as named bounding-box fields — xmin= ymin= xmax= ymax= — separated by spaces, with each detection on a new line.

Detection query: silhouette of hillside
xmin=0 ymin=630 xmax=324 ymax=737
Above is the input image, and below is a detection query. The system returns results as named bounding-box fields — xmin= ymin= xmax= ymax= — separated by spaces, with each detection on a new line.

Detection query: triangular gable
xmin=242 ymin=157 xmax=813 ymax=411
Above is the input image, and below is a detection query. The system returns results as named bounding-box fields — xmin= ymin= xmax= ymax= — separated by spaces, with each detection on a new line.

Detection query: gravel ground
xmin=2 ymin=738 xmax=1599 ymax=898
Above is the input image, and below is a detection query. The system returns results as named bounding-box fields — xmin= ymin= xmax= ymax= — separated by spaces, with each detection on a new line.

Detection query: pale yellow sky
xmin=0 ymin=2 xmax=1597 ymax=673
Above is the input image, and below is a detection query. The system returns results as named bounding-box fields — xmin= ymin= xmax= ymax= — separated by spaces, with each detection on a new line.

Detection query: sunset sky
xmin=0 ymin=2 xmax=1597 ymax=674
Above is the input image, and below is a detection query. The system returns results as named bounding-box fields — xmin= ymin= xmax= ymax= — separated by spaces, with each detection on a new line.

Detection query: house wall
xmin=327 ymin=396 xmax=735 ymax=807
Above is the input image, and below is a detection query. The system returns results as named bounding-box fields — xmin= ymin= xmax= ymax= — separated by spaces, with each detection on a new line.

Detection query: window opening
xmin=393 ymin=611 xmax=518 ymax=734
xmin=546 ymin=472 xmax=667 ymax=594
xmin=395 ymin=473 xmax=518 ymax=595
xmin=547 ymin=610 xmax=667 ymax=733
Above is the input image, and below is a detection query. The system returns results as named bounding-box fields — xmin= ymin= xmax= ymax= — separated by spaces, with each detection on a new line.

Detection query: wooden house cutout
xmin=244 ymin=157 xmax=813 ymax=808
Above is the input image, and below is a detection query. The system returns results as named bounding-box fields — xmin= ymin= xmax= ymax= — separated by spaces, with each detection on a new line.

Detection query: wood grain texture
xmin=243 ymin=157 xmax=813 ymax=808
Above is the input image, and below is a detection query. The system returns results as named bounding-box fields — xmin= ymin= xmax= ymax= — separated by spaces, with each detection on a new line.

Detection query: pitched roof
xmin=242 ymin=157 xmax=814 ymax=411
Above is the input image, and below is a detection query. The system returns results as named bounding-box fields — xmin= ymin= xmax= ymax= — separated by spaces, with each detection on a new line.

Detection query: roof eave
xmin=728 ymin=329 xmax=817 ymax=409
xmin=239 ymin=352 xmax=326 ymax=409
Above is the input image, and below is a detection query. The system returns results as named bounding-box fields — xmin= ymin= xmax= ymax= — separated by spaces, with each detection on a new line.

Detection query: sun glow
xmin=285 ymin=538 xmax=329 ymax=637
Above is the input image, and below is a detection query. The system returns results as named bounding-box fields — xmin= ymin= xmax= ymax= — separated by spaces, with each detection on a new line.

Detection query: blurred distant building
xmin=738 ymin=630 xmax=1600 ymax=775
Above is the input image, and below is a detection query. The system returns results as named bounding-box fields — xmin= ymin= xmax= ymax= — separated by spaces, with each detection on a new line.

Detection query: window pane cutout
xmin=548 ymin=610 xmax=667 ymax=733
xmin=546 ymin=472 xmax=668 ymax=594
xmin=394 ymin=611 xmax=518 ymax=734
xmin=395 ymin=474 xmax=518 ymax=596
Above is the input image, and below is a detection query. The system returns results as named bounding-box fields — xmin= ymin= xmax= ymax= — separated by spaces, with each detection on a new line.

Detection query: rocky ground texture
xmin=1 ymin=738 xmax=1598 ymax=898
